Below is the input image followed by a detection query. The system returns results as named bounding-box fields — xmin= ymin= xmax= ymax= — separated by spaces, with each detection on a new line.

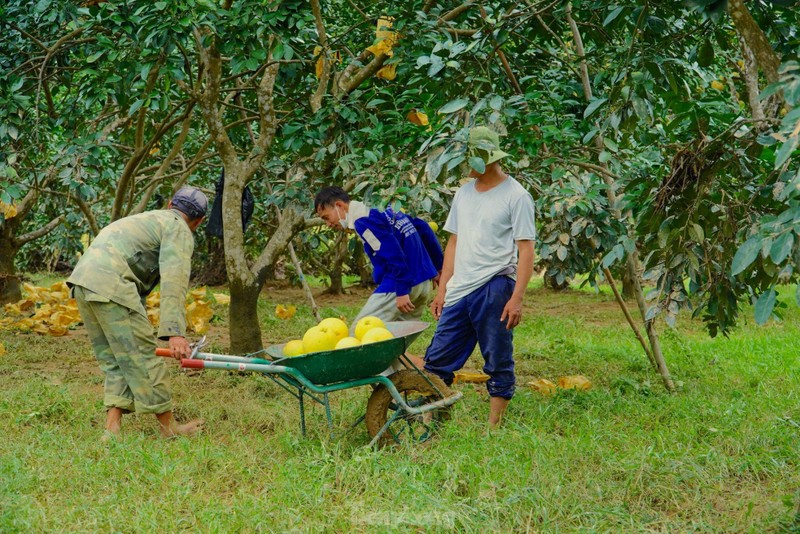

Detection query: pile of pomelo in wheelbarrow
xmin=270 ymin=316 xmax=462 ymax=446
xmin=281 ymin=315 xmax=395 ymax=357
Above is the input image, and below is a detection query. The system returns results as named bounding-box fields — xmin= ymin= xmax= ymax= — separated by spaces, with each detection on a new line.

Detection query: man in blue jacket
xmin=314 ymin=187 xmax=443 ymax=327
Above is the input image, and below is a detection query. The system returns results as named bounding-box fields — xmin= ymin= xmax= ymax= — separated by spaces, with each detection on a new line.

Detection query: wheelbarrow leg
xmin=367 ymin=409 xmax=405 ymax=448
xmin=298 ymin=388 xmax=307 ymax=437
xmin=323 ymin=393 xmax=333 ymax=431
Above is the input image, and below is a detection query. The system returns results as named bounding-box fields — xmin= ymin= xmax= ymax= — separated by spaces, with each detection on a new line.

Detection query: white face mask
xmin=337 ymin=206 xmax=348 ymax=229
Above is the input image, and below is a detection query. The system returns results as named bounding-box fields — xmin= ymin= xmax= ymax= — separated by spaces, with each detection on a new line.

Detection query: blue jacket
xmin=349 ymin=202 xmax=442 ymax=296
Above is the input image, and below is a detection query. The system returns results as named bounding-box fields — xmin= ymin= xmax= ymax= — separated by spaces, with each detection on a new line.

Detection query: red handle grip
xmin=181 ymin=359 xmax=205 ymax=369
xmin=155 ymin=348 xmax=172 ymax=357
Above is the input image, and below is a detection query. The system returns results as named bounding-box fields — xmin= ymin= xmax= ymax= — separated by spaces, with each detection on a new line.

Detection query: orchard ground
xmin=1 ymin=276 xmax=799 ymax=532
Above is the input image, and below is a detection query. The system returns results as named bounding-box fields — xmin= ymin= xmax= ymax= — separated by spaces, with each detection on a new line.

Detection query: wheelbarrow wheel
xmin=365 ymin=369 xmax=453 ymax=447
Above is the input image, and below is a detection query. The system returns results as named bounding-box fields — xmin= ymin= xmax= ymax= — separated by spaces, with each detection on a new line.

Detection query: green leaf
xmin=758 ymin=82 xmax=783 ymax=101
xmin=438 ymin=99 xmax=470 ymax=114
xmin=446 ymin=155 xmax=465 ymax=171
xmin=774 ymin=135 xmax=798 ymax=169
xmin=769 ymin=232 xmax=794 ymax=264
xmin=689 ymin=223 xmax=704 ymax=242
xmin=603 ymin=138 xmax=619 ymax=153
xmin=427 ymin=56 xmax=444 ymax=77
xmin=86 ymin=51 xmax=105 ymax=64
xmin=128 ymin=99 xmax=145 ymax=115
xmin=468 ymin=156 xmax=485 ymax=174
xmin=583 ymin=98 xmax=607 ymax=119
xmin=603 ymin=6 xmax=624 ymax=26
xmin=731 ymin=236 xmax=761 ymax=275
xmin=582 ymin=128 xmax=598 ymax=144
xmin=754 ymin=289 xmax=776 ymax=325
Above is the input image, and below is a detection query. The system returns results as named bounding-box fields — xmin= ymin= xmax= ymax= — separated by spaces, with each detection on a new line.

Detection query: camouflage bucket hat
xmin=171 ymin=187 xmax=208 ymax=219
xmin=468 ymin=126 xmax=510 ymax=165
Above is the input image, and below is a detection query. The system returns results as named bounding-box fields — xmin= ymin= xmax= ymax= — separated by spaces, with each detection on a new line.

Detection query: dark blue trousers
xmin=424 ymin=276 xmax=516 ymax=399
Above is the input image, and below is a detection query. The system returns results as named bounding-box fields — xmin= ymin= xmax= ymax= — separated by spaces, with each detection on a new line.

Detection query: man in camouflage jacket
xmin=68 ymin=187 xmax=208 ymax=439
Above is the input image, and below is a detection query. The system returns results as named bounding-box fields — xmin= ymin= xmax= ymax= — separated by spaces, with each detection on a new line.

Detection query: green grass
xmin=1 ymin=280 xmax=799 ymax=532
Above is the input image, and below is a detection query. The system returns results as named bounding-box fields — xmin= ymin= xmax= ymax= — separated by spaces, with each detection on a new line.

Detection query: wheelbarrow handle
xmin=155 ymin=348 xmax=172 ymax=357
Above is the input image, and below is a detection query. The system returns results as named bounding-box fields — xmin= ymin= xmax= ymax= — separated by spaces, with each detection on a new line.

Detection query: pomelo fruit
xmin=354 ymin=316 xmax=386 ymax=340
xmin=318 ymin=317 xmax=348 ymax=343
xmin=282 ymin=339 xmax=305 ymax=357
xmin=335 ymin=336 xmax=361 ymax=350
xmin=361 ymin=327 xmax=394 ymax=344
xmin=302 ymin=325 xmax=338 ymax=353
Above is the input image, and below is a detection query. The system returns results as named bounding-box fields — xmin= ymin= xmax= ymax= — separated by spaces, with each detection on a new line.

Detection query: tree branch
xmin=310 ymin=0 xmax=333 ymax=113
xmin=17 ymin=215 xmax=65 ymax=245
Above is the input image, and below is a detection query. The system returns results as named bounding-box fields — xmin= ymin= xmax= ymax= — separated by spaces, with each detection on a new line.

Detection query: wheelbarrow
xmin=156 ymin=322 xmax=462 ymax=447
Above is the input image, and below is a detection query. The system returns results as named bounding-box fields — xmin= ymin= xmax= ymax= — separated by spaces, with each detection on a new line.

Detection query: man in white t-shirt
xmin=423 ymin=126 xmax=536 ymax=428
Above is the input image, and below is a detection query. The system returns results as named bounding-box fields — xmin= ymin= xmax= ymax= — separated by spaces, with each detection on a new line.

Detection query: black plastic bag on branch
xmin=205 ymin=169 xmax=255 ymax=238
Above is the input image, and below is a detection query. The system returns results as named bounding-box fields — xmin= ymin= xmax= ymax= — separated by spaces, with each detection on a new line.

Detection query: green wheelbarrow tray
xmin=165 ymin=321 xmax=462 ymax=445
xmin=263 ymin=321 xmax=428 ymax=386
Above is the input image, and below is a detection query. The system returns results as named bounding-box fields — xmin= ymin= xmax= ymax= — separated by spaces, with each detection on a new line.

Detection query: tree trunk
xmin=325 ymin=235 xmax=348 ymax=295
xmin=565 ymin=1 xmax=674 ymax=391
xmin=621 ymin=265 xmax=636 ymax=299
xmin=0 ymin=237 xmax=22 ymax=304
xmin=544 ymin=272 xmax=570 ymax=290
xmin=228 ymin=279 xmax=263 ymax=354
xmin=728 ymin=0 xmax=781 ymax=85
xmin=327 ymin=258 xmax=345 ymax=295
xmin=627 ymin=252 xmax=675 ymax=391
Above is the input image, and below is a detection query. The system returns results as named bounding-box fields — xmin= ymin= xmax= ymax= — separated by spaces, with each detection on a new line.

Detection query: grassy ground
xmin=1 ymin=277 xmax=799 ymax=532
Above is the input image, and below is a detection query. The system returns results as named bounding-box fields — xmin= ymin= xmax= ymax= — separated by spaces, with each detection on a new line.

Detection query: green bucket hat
xmin=468 ymin=126 xmax=510 ymax=165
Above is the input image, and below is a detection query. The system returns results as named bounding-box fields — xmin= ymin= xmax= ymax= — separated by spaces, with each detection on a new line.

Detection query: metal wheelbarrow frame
xmin=159 ymin=322 xmax=462 ymax=447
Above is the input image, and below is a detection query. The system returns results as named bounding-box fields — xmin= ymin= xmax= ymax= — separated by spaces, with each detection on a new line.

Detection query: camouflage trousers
xmin=73 ymin=285 xmax=172 ymax=414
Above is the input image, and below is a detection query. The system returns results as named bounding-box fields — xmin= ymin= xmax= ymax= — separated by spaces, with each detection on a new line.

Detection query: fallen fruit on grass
xmin=335 ymin=337 xmax=361 ymax=350
xmin=354 ymin=316 xmax=386 ymax=340
xmin=557 ymin=375 xmax=592 ymax=391
xmin=453 ymin=371 xmax=490 ymax=384
xmin=282 ymin=339 xmax=305 ymax=357
xmin=361 ymin=327 xmax=394 ymax=344
xmin=318 ymin=317 xmax=348 ymax=343
xmin=302 ymin=325 xmax=338 ymax=353
xmin=528 ymin=378 xmax=557 ymax=395
xmin=275 ymin=304 xmax=297 ymax=320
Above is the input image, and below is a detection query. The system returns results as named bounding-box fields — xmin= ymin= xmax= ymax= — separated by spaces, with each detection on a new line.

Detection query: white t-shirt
xmin=443 ymin=176 xmax=536 ymax=306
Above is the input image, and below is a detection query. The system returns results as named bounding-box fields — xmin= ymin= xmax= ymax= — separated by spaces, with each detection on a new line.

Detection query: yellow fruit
xmin=282 ymin=339 xmax=305 ymax=357
xmin=335 ymin=337 xmax=361 ymax=350
xmin=428 ymin=221 xmax=439 ymax=232
xmin=711 ymin=80 xmax=725 ymax=91
xmin=557 ymin=375 xmax=592 ymax=391
xmin=354 ymin=316 xmax=386 ymax=340
xmin=453 ymin=371 xmax=490 ymax=384
xmin=302 ymin=326 xmax=338 ymax=353
xmin=361 ymin=327 xmax=394 ymax=344
xmin=319 ymin=317 xmax=348 ymax=343
xmin=528 ymin=378 xmax=557 ymax=395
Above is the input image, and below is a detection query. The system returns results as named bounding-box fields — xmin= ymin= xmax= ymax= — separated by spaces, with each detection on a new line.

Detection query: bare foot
xmin=101 ymin=429 xmax=119 ymax=443
xmin=102 ymin=408 xmax=123 ymax=441
xmin=159 ymin=418 xmax=204 ymax=439
xmin=488 ymin=397 xmax=510 ymax=428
